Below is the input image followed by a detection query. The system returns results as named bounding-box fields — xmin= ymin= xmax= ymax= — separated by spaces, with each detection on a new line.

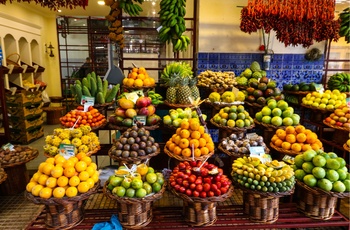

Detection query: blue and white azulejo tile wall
xmin=197 ymin=53 xmax=324 ymax=89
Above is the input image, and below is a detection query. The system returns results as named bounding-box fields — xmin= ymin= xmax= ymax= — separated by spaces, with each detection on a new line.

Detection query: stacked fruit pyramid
xmin=59 ymin=106 xmax=107 ymax=129
xmin=123 ymin=66 xmax=156 ymax=88
xmin=164 ymin=118 xmax=215 ymax=160
xmin=43 ymin=125 xmax=100 ymax=157
xmin=243 ymin=76 xmax=283 ymax=106
xmin=108 ymin=125 xmax=160 ymax=164
xmin=236 ymin=61 xmax=267 ymax=88
xmin=255 ymin=99 xmax=300 ymax=128
xmin=210 ymin=105 xmax=255 ymax=130
xmin=293 ymin=150 xmax=350 ymax=220
xmin=161 ymin=62 xmax=200 ymax=105
xmin=168 ymin=160 xmax=233 ymax=226
xmin=301 ymin=89 xmax=347 ymax=111
xmin=108 ymin=95 xmax=161 ymax=129
xmin=25 ymin=153 xmax=100 ymax=229
xmin=103 ymin=163 xmax=166 ymax=228
xmin=231 ymin=156 xmax=295 ymax=223
xmin=270 ymin=125 xmax=323 ymax=154
xmin=323 ymin=104 xmax=350 ymax=130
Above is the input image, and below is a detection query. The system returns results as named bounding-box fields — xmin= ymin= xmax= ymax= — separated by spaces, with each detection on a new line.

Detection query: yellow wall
xmin=198 ymin=0 xmax=325 ymax=53
xmin=0 ymin=3 xmax=61 ymax=97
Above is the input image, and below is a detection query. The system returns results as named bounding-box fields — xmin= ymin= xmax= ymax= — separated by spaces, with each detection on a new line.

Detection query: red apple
xmin=136 ymin=96 xmax=152 ymax=108
xmin=138 ymin=107 xmax=149 ymax=116
xmin=203 ymin=183 xmax=211 ymax=192
xmin=186 ymin=189 xmax=192 ymax=196
xmin=200 ymin=191 xmax=207 ymax=198
xmin=193 ymin=191 xmax=199 ymax=197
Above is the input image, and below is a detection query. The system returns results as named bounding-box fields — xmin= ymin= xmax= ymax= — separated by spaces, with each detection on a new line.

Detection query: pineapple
xmin=189 ymin=77 xmax=200 ymax=100
xmin=166 ymin=77 xmax=178 ymax=103
xmin=177 ymin=77 xmax=192 ymax=104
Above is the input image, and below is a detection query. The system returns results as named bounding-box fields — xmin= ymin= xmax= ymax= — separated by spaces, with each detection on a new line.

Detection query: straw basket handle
xmin=6 ymin=53 xmax=20 ymax=66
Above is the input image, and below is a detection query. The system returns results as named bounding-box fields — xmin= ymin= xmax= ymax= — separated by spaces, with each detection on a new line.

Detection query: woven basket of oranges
xmin=164 ymin=118 xmax=215 ymax=161
xmin=270 ymin=125 xmax=323 ymax=156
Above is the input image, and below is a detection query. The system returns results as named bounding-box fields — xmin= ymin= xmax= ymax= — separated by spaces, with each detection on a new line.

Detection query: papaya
xmin=118 ymin=98 xmax=134 ymax=109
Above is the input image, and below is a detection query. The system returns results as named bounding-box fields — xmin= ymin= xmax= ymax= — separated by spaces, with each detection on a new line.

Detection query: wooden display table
xmin=25 ymin=201 xmax=350 ymax=229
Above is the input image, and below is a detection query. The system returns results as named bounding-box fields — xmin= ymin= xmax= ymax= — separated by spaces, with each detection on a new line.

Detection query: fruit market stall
xmin=0 ymin=145 xmax=39 ymax=195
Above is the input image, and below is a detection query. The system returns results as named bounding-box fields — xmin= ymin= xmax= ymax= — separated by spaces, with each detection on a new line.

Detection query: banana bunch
xmin=119 ymin=0 xmax=143 ymax=16
xmin=158 ymin=0 xmax=190 ymax=52
xmin=161 ymin=61 xmax=193 ymax=83
xmin=327 ymin=73 xmax=350 ymax=92
xmin=147 ymin=90 xmax=164 ymax=105
xmin=339 ymin=7 xmax=350 ymax=43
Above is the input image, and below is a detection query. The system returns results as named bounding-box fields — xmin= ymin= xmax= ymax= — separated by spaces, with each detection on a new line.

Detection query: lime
xmin=143 ymin=182 xmax=152 ymax=194
xmin=326 ymin=169 xmax=339 ymax=182
xmin=303 ymin=174 xmax=317 ymax=187
xmin=135 ymin=188 xmax=147 ymax=198
xmin=326 ymin=158 xmax=340 ymax=170
xmin=335 ymin=157 xmax=346 ymax=168
xmin=152 ymin=182 xmax=162 ymax=193
xmin=337 ymin=169 xmax=347 ymax=181
xmin=125 ymin=188 xmax=135 ymax=198
xmin=327 ymin=152 xmax=338 ymax=159
xmin=131 ymin=178 xmax=143 ymax=189
xmin=113 ymin=186 xmax=126 ymax=197
xmin=312 ymin=167 xmax=326 ymax=179
xmin=302 ymin=162 xmax=314 ymax=174
xmin=343 ymin=179 xmax=350 ymax=192
xmin=317 ymin=178 xmax=333 ymax=191
xmin=295 ymin=169 xmax=307 ymax=181
xmin=294 ymin=154 xmax=305 ymax=168
xmin=303 ymin=150 xmax=317 ymax=162
xmin=312 ymin=155 xmax=326 ymax=167
xmin=332 ymin=181 xmax=346 ymax=192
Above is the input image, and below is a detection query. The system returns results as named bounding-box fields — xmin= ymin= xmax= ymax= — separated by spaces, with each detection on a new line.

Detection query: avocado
xmin=283 ymin=84 xmax=293 ymax=91
xmin=256 ymin=97 xmax=266 ymax=105
xmin=309 ymin=82 xmax=316 ymax=91
xmin=258 ymin=82 xmax=267 ymax=91
xmin=253 ymin=89 xmax=263 ymax=98
xmin=291 ymin=84 xmax=299 ymax=91
xmin=300 ymin=84 xmax=310 ymax=91
xmin=273 ymin=88 xmax=282 ymax=96
xmin=249 ymin=81 xmax=259 ymax=89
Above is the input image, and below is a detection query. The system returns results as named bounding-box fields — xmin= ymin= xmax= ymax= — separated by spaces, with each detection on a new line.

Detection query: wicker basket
xmin=253 ymin=118 xmax=297 ymax=130
xmin=108 ymin=145 xmax=160 ymax=166
xmin=1 ymin=147 xmax=39 ymax=168
xmin=164 ymin=146 xmax=214 ymax=162
xmin=0 ymin=168 xmax=7 ymax=184
xmin=163 ymin=100 xmax=195 ymax=108
xmin=169 ymin=185 xmax=233 ymax=227
xmin=44 ymin=146 xmax=100 ymax=158
xmin=103 ymin=181 xmax=166 ymax=229
xmin=238 ymin=184 xmax=294 ymax=224
xmin=210 ymin=118 xmax=255 ymax=133
xmin=295 ymin=181 xmax=350 ymax=220
xmin=218 ymin=143 xmax=269 ymax=158
xmin=203 ymin=98 xmax=244 ymax=109
xmin=108 ymin=122 xmax=160 ymax=131
xmin=323 ymin=120 xmax=350 ymax=132
xmin=270 ymin=142 xmax=304 ymax=156
xmin=25 ymin=181 xmax=100 ymax=229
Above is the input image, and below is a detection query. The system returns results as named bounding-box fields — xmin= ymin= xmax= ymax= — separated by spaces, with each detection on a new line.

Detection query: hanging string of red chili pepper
xmin=0 ymin=0 xmax=88 ymax=10
xmin=240 ymin=0 xmax=340 ymax=47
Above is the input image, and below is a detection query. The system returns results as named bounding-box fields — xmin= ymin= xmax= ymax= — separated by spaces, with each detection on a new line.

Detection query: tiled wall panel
xmin=197 ymin=53 xmax=324 ymax=89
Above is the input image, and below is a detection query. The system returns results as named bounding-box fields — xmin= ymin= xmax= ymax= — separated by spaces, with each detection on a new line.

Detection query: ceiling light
xmin=98 ymin=1 xmax=105 ymax=5
xmin=58 ymin=9 xmax=62 ymax=12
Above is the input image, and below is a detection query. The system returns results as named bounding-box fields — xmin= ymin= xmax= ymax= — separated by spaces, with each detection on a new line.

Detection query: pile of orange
xmin=165 ymin=118 xmax=215 ymax=157
xmin=271 ymin=125 xmax=323 ymax=152
xmin=26 ymin=153 xmax=99 ymax=199
xmin=123 ymin=67 xmax=156 ymax=87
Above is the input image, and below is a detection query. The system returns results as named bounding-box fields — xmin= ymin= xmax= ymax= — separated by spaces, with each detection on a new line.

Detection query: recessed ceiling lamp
xmin=97 ymin=1 xmax=105 ymax=5
xmin=58 ymin=9 xmax=62 ymax=12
